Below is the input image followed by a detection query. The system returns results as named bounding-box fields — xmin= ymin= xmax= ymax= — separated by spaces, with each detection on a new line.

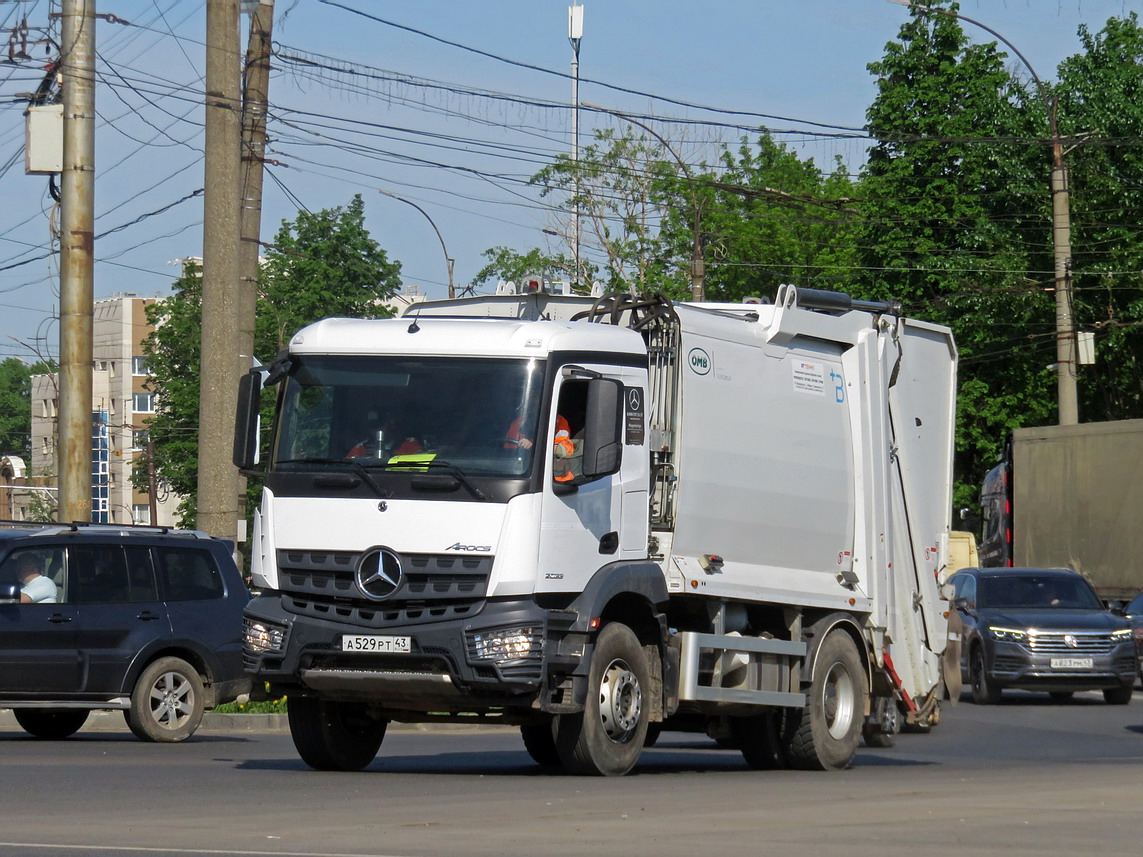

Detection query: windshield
xmin=273 ymin=355 xmax=545 ymax=478
xmin=978 ymin=574 xmax=1103 ymax=610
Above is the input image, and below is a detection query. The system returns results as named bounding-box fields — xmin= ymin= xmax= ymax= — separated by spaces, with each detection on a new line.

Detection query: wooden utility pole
xmin=57 ymin=0 xmax=96 ymax=524
xmin=197 ymin=0 xmax=242 ymax=539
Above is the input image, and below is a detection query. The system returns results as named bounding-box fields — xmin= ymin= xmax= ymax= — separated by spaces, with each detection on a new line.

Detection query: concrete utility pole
xmin=238 ymin=0 xmax=273 ymax=357
xmin=892 ymin=1 xmax=1079 ymax=425
xmin=57 ymin=0 xmax=96 ymax=524
xmin=197 ymin=0 xmax=242 ymax=540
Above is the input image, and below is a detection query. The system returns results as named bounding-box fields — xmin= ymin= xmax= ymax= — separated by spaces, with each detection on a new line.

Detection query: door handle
xmin=137 ymin=610 xmax=162 ymax=621
xmin=48 ymin=613 xmax=73 ymax=624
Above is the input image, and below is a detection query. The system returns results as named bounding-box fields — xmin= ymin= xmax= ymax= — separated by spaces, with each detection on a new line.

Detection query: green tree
xmin=143 ymin=195 xmax=403 ymax=525
xmin=531 ymin=127 xmax=674 ymax=293
xmin=657 ymin=135 xmax=860 ymax=303
xmin=861 ymin=2 xmax=1054 ymax=510
xmin=0 ymin=356 xmax=55 ymax=458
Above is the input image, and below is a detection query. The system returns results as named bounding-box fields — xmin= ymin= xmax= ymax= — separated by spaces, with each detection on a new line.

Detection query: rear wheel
xmin=13 ymin=709 xmax=89 ymax=740
xmin=862 ymin=696 xmax=901 ymax=748
xmin=126 ymin=657 xmax=205 ymax=742
xmin=520 ymin=722 xmax=561 ymax=766
xmin=1103 ymin=686 xmax=1132 ymax=705
xmin=786 ymin=630 xmax=867 ymax=771
xmin=730 ymin=711 xmax=790 ymax=769
xmin=970 ymin=647 xmax=1002 ymax=705
xmin=555 ymin=622 xmax=649 ymax=776
xmin=288 ymin=697 xmax=387 ymax=771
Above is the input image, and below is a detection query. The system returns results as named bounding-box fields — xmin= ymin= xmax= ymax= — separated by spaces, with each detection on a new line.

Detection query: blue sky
xmin=0 ymin=0 xmax=1137 ymax=361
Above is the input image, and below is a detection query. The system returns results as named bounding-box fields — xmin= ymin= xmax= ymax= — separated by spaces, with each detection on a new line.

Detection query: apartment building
xmin=30 ymin=294 xmax=177 ymax=526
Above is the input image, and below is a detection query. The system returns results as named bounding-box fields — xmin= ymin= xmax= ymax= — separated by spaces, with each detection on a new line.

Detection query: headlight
xmin=244 ymin=618 xmax=286 ymax=653
xmin=988 ymin=625 xmax=1029 ymax=644
xmin=468 ymin=626 xmax=543 ymax=665
xmin=1111 ymin=628 xmax=1134 ymax=642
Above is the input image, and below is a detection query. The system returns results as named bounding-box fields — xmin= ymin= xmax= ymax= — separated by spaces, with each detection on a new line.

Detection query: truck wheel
xmin=288 ymin=697 xmax=387 ymax=771
xmin=730 ymin=711 xmax=790 ymax=769
xmin=520 ymin=722 xmax=561 ymax=766
xmin=970 ymin=647 xmax=1001 ymax=705
xmin=786 ymin=630 xmax=866 ymax=771
xmin=555 ymin=622 xmax=649 ymax=776
xmin=1102 ymin=686 xmax=1132 ymax=705
xmin=862 ymin=696 xmax=900 ymax=748
xmin=13 ymin=709 xmax=89 ymax=740
xmin=126 ymin=657 xmax=205 ymax=743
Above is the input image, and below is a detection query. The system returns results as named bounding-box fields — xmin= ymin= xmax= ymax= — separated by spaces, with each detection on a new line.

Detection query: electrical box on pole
xmin=24 ymin=104 xmax=63 ymax=174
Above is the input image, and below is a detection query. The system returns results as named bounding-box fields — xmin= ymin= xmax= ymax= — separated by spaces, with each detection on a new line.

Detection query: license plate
xmin=1050 ymin=657 xmax=1093 ymax=669
xmin=341 ymin=635 xmax=411 ymax=653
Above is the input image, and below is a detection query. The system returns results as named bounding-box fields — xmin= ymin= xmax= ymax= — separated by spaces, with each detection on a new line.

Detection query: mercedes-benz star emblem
xmin=355 ymin=548 xmax=403 ymax=600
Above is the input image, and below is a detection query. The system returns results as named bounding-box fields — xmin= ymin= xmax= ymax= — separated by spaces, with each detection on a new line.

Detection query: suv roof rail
xmin=0 ymin=520 xmax=215 ymax=540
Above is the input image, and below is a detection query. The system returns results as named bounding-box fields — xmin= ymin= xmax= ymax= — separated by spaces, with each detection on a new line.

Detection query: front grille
xmin=1027 ymin=632 xmax=1118 ymax=656
xmin=277 ymin=549 xmax=492 ymax=629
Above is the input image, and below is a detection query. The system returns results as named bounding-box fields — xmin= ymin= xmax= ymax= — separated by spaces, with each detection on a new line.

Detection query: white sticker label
xmin=792 ymin=360 xmax=825 ymax=395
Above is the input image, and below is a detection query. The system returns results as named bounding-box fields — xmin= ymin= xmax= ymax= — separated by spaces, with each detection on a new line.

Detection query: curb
xmin=0 ymin=709 xmax=515 ymax=735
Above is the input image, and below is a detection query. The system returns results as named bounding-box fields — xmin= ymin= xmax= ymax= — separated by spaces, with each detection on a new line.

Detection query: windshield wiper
xmin=274 ymin=457 xmax=390 ymax=498
xmin=384 ymin=459 xmax=488 ymax=501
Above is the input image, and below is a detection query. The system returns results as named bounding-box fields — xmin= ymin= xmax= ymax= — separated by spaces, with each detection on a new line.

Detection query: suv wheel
xmin=14 ymin=709 xmax=89 ymax=740
xmin=125 ymin=656 xmax=205 ymax=742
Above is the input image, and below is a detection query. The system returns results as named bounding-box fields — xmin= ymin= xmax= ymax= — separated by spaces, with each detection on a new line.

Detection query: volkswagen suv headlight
xmin=988 ymin=625 xmax=1029 ymax=644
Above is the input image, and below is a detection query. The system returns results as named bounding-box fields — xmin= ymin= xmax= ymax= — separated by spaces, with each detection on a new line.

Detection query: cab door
xmin=536 ymin=367 xmax=649 ymax=593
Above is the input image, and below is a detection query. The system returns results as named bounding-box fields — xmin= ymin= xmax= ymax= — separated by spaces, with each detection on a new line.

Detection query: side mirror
xmin=1107 ymin=600 xmax=1124 ymax=615
xmin=954 ymin=596 xmax=972 ymax=614
xmin=233 ymin=370 xmax=264 ymax=470
xmin=0 ymin=583 xmax=21 ymax=604
xmin=580 ymin=378 xmax=623 ymax=479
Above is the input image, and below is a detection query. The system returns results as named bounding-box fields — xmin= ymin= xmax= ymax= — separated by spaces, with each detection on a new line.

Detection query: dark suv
xmin=950 ymin=566 xmax=1138 ymax=705
xmin=0 ymin=523 xmax=251 ymax=741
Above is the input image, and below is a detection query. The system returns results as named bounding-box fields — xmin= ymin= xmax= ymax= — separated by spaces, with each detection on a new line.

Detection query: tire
xmin=785 ymin=630 xmax=867 ymax=771
xmin=730 ymin=711 xmax=790 ymax=769
xmin=288 ymin=696 xmax=387 ymax=771
xmin=1049 ymin=691 xmax=1074 ymax=702
xmin=643 ymin=722 xmax=663 ymax=748
xmin=970 ymin=647 xmax=1002 ymax=705
xmin=13 ymin=709 xmax=89 ymax=740
xmin=555 ymin=622 xmax=649 ymax=776
xmin=862 ymin=696 xmax=901 ymax=748
xmin=126 ymin=657 xmax=205 ymax=743
xmin=520 ymin=722 xmax=561 ymax=766
xmin=1103 ymin=686 xmax=1133 ymax=705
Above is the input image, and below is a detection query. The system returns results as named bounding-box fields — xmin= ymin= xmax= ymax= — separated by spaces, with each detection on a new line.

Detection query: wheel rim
xmin=598 ymin=657 xmax=642 ymax=743
xmin=822 ymin=660 xmax=856 ymax=740
xmin=149 ymin=671 xmax=195 ymax=731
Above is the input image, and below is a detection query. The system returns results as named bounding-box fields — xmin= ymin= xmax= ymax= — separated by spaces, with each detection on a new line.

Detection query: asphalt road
xmin=2 ymin=690 xmax=1141 ymax=857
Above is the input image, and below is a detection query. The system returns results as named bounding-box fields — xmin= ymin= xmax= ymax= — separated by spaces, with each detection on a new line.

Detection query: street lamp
xmin=569 ymin=3 xmax=583 ymax=288
xmin=889 ymin=0 xmax=1078 ymax=425
xmin=582 ymin=102 xmax=705 ymax=302
xmin=377 ymin=189 xmax=455 ymax=299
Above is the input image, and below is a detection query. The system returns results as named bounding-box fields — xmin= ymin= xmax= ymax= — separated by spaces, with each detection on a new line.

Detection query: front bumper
xmin=986 ymin=639 xmax=1138 ymax=691
xmin=242 ymin=594 xmax=584 ymax=714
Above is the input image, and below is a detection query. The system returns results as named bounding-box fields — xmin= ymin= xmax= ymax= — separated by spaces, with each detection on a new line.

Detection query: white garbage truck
xmin=236 ymin=284 xmax=959 ymax=776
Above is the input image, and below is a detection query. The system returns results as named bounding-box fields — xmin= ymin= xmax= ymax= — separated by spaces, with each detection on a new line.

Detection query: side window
xmin=0 ymin=548 xmax=65 ymax=604
xmin=955 ymin=575 xmax=977 ymax=610
xmin=155 ymin=547 xmax=224 ymax=601
xmin=69 ymin=545 xmax=132 ymax=604
xmin=124 ymin=546 xmax=158 ymax=602
xmin=552 ymin=380 xmax=588 ymax=485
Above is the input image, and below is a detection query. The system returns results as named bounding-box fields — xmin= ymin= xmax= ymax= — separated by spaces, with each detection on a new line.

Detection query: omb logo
xmin=688 ymin=347 xmax=711 ymax=376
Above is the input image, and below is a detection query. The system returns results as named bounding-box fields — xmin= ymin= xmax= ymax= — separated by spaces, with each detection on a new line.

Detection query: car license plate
xmin=341 ymin=635 xmax=410 ymax=653
xmin=1050 ymin=657 xmax=1093 ymax=669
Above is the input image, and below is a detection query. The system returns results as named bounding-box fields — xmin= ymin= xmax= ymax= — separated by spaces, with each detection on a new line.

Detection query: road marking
xmin=0 ymin=844 xmax=414 ymax=857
